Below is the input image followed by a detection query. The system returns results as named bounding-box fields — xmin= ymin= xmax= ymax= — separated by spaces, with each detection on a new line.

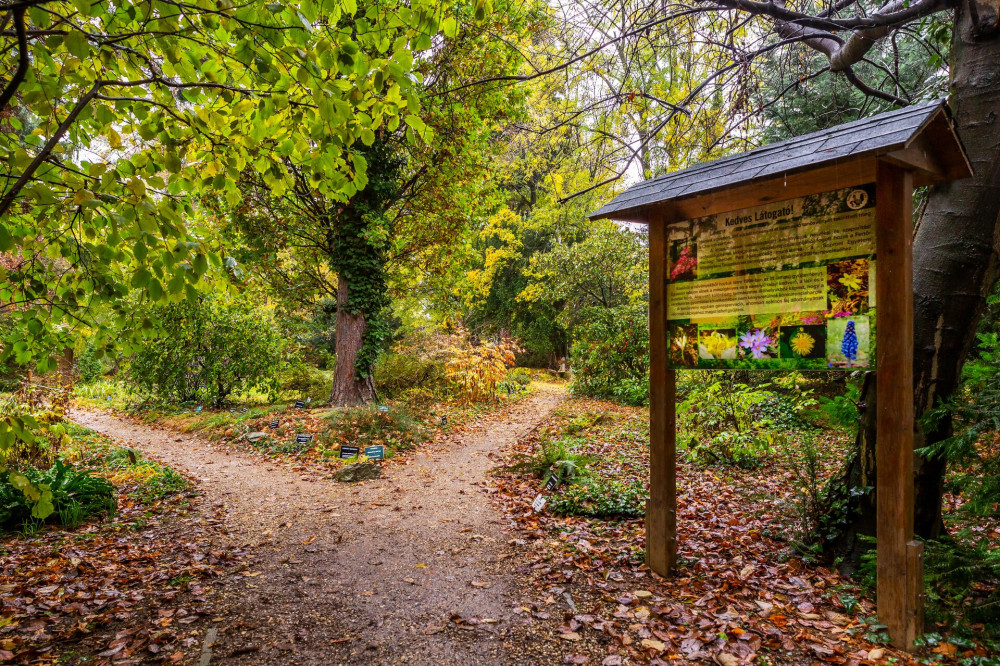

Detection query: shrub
xmin=570 ymin=304 xmax=649 ymax=406
xmin=134 ymin=466 xmax=187 ymax=502
xmin=128 ymin=296 xmax=284 ymax=407
xmin=0 ymin=394 xmax=71 ymax=469
xmin=678 ymin=372 xmax=780 ymax=469
xmin=0 ymin=313 xmax=25 ymax=392
xmin=74 ymin=341 xmax=109 ymax=384
xmin=921 ymin=534 xmax=1000 ymax=633
xmin=549 ymin=479 xmax=647 ymax=518
xmin=374 ymin=352 xmax=448 ymax=398
xmin=511 ymin=437 xmax=595 ymax=486
xmin=562 ymin=410 xmax=608 ymax=435
xmin=753 ymin=395 xmax=818 ymax=432
xmin=446 ymin=333 xmax=520 ymax=403
xmin=0 ymin=460 xmax=116 ymax=530
xmin=497 ymin=368 xmax=532 ymax=397
xmin=818 ymin=376 xmax=864 ymax=431
xmin=505 ymin=368 xmax=533 ymax=386
xmin=279 ymin=363 xmax=331 ymax=402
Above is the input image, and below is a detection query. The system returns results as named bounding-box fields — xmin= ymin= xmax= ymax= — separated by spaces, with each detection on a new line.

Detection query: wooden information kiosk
xmin=589 ymin=100 xmax=971 ymax=648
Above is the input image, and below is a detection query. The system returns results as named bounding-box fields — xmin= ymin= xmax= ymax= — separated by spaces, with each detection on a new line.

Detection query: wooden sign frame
xmin=648 ymin=162 xmax=923 ymax=646
xmin=591 ymin=101 xmax=972 ymax=650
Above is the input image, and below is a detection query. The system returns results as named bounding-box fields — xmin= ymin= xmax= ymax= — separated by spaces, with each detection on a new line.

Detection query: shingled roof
xmin=590 ymin=99 xmax=970 ymax=222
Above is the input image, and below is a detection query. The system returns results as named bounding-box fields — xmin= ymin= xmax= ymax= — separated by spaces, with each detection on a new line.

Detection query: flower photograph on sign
xmin=826 ymin=317 xmax=871 ymax=368
xmin=669 ymin=323 xmax=699 ymax=366
xmin=668 ymin=239 xmax=699 ymax=281
xmin=737 ymin=327 xmax=775 ymax=359
xmin=698 ymin=329 xmax=738 ymax=360
xmin=827 ymin=258 xmax=871 ymax=316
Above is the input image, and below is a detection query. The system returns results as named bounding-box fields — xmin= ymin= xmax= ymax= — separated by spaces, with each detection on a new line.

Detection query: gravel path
xmin=71 ymin=386 xmax=565 ymax=665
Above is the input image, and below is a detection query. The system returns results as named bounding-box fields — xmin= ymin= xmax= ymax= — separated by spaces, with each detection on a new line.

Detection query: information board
xmin=666 ymin=185 xmax=876 ymax=370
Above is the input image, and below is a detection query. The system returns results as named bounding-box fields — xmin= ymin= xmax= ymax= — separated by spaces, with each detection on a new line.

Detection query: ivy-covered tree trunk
xmin=327 ymin=138 xmax=401 ymax=407
xmin=330 ymin=273 xmax=377 ymax=406
xmin=824 ymin=1 xmax=1000 ymax=569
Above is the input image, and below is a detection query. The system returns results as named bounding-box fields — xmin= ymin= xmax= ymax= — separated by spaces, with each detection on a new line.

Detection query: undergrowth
xmin=322 ymin=405 xmax=426 ymax=452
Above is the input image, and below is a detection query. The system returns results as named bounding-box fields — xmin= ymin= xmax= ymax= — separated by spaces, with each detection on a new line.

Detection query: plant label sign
xmin=295 ymin=434 xmax=313 ymax=445
xmin=665 ymin=185 xmax=875 ymax=370
xmin=269 ymin=419 xmax=280 ymax=429
xmin=340 ymin=445 xmax=360 ymax=459
xmin=377 ymin=405 xmax=389 ymax=413
xmin=294 ymin=400 xmax=306 ymax=409
xmin=545 ymin=475 xmax=560 ymax=491
xmin=531 ymin=494 xmax=546 ymax=512
xmin=364 ymin=445 xmax=385 ymax=460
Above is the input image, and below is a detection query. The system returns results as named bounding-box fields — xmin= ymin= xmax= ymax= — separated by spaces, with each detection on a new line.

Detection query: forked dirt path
xmin=71 ymin=385 xmax=565 ymax=665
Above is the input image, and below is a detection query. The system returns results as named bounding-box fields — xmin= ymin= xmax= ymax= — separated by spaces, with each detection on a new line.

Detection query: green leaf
xmin=165 ymin=153 xmax=182 ymax=173
xmin=148 ymin=278 xmax=164 ymax=301
xmin=168 ymin=274 xmax=186 ymax=295
xmin=193 ymin=253 xmax=208 ymax=276
xmin=441 ymin=17 xmax=458 ymax=38
xmin=0 ymin=224 xmax=11 ymax=252
xmin=65 ymin=31 xmax=90 ymax=59
xmin=360 ymin=128 xmax=376 ymax=146
xmin=403 ymin=115 xmax=426 ymax=133
xmin=31 ymin=490 xmax=54 ymax=520
xmin=131 ymin=268 xmax=151 ymax=288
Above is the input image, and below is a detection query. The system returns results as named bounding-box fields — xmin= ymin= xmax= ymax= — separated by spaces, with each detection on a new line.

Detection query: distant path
xmin=71 ymin=385 xmax=565 ymax=665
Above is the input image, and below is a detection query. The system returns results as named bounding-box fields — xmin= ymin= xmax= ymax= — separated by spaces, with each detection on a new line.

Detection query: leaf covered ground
xmin=0 ymin=426 xmax=239 ymax=664
xmin=490 ymin=397 xmax=995 ymax=665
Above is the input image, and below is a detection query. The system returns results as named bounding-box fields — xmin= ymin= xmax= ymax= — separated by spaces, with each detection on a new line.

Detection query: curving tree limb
xmin=0 ymin=6 xmax=27 ymax=114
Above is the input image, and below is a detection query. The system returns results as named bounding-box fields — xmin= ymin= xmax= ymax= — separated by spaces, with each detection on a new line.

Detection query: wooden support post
xmin=647 ymin=211 xmax=677 ymax=576
xmin=875 ymin=161 xmax=921 ymax=649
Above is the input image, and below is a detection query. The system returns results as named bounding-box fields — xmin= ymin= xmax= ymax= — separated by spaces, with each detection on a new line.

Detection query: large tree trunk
xmin=330 ymin=274 xmax=376 ymax=407
xmin=825 ymin=1 xmax=1000 ymax=569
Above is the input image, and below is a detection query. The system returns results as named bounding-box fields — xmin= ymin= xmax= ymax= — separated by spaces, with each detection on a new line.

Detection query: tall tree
xmin=224 ymin=0 xmax=536 ymax=405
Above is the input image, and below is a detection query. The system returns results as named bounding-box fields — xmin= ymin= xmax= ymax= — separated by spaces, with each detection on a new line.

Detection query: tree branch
xmin=0 ymin=84 xmax=100 ymax=217
xmin=0 ymin=6 xmax=28 ymax=114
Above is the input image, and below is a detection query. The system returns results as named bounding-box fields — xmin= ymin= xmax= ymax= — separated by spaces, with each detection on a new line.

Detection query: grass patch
xmin=65 ymin=422 xmax=189 ymax=506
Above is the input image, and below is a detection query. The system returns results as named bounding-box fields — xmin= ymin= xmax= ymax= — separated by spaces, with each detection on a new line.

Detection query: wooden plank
xmin=914 ymin=109 xmax=974 ymax=182
xmin=883 ymin=133 xmax=946 ymax=183
xmin=906 ymin=540 xmax=925 ymax=647
xmin=667 ymin=159 xmax=878 ymax=222
xmin=646 ymin=207 xmax=677 ymax=576
xmin=875 ymin=160 xmax=918 ymax=650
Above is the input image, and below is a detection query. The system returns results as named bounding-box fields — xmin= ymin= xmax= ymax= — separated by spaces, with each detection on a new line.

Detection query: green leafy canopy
xmin=0 ymin=0 xmax=460 ymax=370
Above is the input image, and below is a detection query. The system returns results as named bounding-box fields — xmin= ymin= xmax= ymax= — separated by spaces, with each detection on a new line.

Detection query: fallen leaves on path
xmin=0 ymin=467 xmax=239 ymax=663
